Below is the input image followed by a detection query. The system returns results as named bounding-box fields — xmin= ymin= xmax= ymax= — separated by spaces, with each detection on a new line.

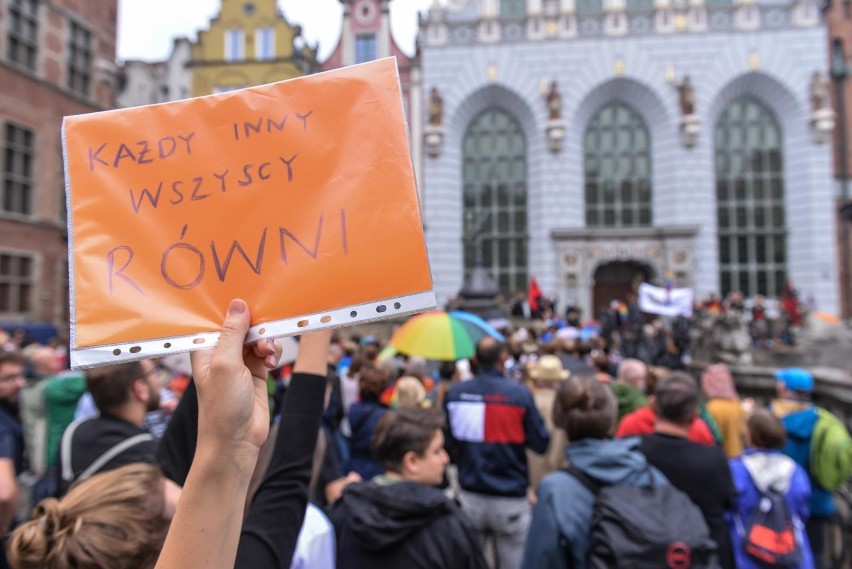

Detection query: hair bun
xmin=35 ymin=498 xmax=63 ymax=536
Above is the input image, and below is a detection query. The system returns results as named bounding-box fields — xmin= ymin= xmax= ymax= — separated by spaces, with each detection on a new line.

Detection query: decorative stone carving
xmin=544 ymin=80 xmax=566 ymax=153
xmin=674 ymin=75 xmax=702 ymax=148
xmin=809 ymin=71 xmax=835 ymax=145
xmin=425 ymin=87 xmax=445 ymax=158
xmin=546 ymin=80 xmax=562 ymax=120
xmin=546 ymin=120 xmax=566 ymax=153
xmin=428 ymin=87 xmax=444 ymax=126
xmin=424 ymin=126 xmax=444 ymax=158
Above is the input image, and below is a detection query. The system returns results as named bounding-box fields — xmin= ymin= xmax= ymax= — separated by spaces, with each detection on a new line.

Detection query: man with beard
xmin=55 ymin=360 xmax=162 ymax=496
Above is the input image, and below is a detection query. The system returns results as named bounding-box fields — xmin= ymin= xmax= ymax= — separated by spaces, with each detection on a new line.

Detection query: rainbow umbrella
xmin=449 ymin=311 xmax=506 ymax=343
xmin=390 ymin=311 xmax=503 ymax=361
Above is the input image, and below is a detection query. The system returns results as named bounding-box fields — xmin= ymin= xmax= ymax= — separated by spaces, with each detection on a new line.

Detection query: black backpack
xmin=566 ymin=465 xmax=721 ymax=569
xmin=737 ymin=486 xmax=802 ymax=567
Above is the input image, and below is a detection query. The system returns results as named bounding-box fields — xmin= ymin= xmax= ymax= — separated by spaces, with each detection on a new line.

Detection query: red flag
xmin=528 ymin=277 xmax=542 ymax=314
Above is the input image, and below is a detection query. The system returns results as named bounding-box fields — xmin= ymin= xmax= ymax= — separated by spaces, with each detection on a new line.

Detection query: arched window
xmin=716 ymin=99 xmax=786 ymax=297
xmin=584 ymin=103 xmax=652 ymax=227
xmin=462 ymin=109 xmax=528 ymax=295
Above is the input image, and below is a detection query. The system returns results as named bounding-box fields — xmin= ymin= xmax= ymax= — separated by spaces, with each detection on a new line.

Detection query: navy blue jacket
xmin=348 ymin=399 xmax=388 ymax=481
xmin=444 ymin=369 xmax=549 ymax=497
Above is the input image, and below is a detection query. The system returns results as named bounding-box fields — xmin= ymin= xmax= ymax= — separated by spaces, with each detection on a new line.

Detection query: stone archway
xmin=592 ymin=260 xmax=654 ymax=319
xmin=551 ymin=226 xmax=698 ymax=321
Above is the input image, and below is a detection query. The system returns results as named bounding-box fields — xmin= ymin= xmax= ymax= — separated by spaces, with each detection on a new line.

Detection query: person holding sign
xmin=8 ymin=299 xmax=331 ymax=569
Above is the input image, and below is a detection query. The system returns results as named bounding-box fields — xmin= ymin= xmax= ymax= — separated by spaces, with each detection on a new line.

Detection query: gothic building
xmin=419 ymin=0 xmax=838 ymax=319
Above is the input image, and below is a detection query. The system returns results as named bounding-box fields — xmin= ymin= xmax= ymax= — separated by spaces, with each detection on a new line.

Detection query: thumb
xmin=216 ymin=299 xmax=250 ymax=362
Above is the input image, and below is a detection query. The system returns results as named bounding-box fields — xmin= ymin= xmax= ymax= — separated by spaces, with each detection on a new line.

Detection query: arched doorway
xmin=592 ymin=260 xmax=653 ymax=318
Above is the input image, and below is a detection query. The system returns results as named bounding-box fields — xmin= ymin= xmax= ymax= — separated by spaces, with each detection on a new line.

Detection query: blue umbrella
xmin=449 ymin=311 xmax=506 ymax=343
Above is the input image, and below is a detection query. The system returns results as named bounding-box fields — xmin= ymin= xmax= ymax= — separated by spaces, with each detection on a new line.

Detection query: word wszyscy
xmin=64 ymin=58 xmax=436 ymax=369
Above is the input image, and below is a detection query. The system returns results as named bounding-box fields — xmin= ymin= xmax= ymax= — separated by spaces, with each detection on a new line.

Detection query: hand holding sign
xmin=63 ymin=58 xmax=435 ymax=369
xmin=191 ymin=299 xmax=281 ymax=456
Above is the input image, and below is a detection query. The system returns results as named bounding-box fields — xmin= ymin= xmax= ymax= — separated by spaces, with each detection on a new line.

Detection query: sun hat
xmin=529 ymin=355 xmax=570 ymax=382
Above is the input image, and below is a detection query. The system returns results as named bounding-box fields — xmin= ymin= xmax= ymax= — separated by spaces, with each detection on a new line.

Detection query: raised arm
xmin=235 ymin=329 xmax=331 ymax=568
xmin=155 ymin=299 xmax=282 ymax=569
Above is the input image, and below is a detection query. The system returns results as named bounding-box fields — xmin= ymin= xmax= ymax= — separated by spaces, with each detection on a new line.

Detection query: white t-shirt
xmin=290 ymin=503 xmax=336 ymax=569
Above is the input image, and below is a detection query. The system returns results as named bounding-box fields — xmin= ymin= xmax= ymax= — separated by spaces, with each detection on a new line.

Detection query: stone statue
xmin=810 ymin=71 xmax=829 ymax=112
xmin=546 ymin=80 xmax=562 ymax=121
xmin=677 ymin=75 xmax=696 ymax=116
xmin=428 ymin=87 xmax=444 ymax=127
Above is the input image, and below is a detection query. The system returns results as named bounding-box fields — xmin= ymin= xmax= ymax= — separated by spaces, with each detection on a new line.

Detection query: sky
xmin=117 ymin=0 xmax=436 ymax=62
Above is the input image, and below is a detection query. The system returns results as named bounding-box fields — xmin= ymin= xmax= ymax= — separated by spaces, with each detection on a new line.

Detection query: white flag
xmin=638 ymin=283 xmax=694 ymax=318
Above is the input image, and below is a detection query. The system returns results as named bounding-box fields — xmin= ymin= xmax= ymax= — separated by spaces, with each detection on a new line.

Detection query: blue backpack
xmin=736 ymin=486 xmax=803 ymax=567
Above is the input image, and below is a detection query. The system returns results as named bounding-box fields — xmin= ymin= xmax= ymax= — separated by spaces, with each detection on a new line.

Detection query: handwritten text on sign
xmin=64 ymin=58 xmax=433 ymax=356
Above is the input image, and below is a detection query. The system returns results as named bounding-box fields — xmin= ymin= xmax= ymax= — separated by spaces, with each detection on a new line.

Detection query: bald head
xmin=29 ymin=347 xmax=60 ymax=376
xmin=475 ymin=337 xmax=504 ymax=370
xmin=617 ymin=358 xmax=648 ymax=393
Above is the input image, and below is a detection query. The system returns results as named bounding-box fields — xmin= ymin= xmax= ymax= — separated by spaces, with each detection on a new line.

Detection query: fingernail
xmin=265 ymin=355 xmax=278 ymax=367
xmin=229 ymin=299 xmax=245 ymax=315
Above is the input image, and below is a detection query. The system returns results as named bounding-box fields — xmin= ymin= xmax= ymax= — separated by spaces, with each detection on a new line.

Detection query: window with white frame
xmin=224 ymin=28 xmax=245 ymax=61
xmin=355 ymin=34 xmax=376 ymax=64
xmin=255 ymin=27 xmax=275 ymax=60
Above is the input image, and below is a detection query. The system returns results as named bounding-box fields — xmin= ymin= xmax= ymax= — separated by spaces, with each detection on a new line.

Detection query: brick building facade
xmin=0 ymin=0 xmax=118 ymax=330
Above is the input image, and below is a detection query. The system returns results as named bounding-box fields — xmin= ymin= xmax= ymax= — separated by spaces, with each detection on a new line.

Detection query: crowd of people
xmin=0 ymin=298 xmax=847 ymax=569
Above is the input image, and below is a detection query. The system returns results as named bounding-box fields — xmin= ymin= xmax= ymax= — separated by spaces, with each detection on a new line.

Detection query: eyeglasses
xmin=0 ymin=372 xmax=24 ymax=384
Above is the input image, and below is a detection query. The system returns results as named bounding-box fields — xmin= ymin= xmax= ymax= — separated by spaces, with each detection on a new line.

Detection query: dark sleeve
xmin=0 ymin=427 xmax=14 ymax=462
xmin=234 ymin=372 xmax=326 ymax=569
xmin=156 ymin=379 xmax=198 ymax=487
xmin=312 ymin=426 xmax=341 ymax=508
xmin=322 ymin=372 xmax=343 ymax=431
xmin=718 ymin=450 xmax=737 ymax=509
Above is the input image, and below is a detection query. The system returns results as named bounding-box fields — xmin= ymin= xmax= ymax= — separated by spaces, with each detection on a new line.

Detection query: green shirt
xmin=44 ymin=373 xmax=87 ymax=467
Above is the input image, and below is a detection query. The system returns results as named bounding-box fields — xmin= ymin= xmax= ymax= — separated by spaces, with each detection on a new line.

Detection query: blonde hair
xmin=395 ymin=377 xmax=426 ymax=409
xmin=8 ymin=464 xmax=169 ymax=569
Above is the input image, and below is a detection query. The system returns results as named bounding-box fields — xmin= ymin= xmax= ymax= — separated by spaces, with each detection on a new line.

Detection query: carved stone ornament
xmin=809 ymin=71 xmax=835 ymax=144
xmin=680 ymin=114 xmax=701 ymax=148
xmin=546 ymin=119 xmax=566 ymax=153
xmin=811 ymin=108 xmax=835 ymax=145
xmin=425 ymin=125 xmax=444 ymax=158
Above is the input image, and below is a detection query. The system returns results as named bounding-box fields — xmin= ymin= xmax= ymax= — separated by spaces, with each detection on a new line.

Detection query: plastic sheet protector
xmin=62 ymin=58 xmax=435 ymax=369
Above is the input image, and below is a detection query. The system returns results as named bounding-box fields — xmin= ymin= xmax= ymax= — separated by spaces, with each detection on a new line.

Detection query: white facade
xmin=117 ymin=37 xmax=192 ymax=108
xmin=419 ymin=0 xmax=838 ymax=318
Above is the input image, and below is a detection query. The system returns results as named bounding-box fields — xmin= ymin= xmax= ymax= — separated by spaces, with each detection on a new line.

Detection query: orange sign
xmin=63 ymin=58 xmax=435 ymax=369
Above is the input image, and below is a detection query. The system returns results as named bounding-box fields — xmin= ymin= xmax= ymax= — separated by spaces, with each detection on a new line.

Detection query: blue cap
xmin=775 ymin=368 xmax=814 ymax=393
xmin=360 ymin=335 xmax=378 ymax=347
